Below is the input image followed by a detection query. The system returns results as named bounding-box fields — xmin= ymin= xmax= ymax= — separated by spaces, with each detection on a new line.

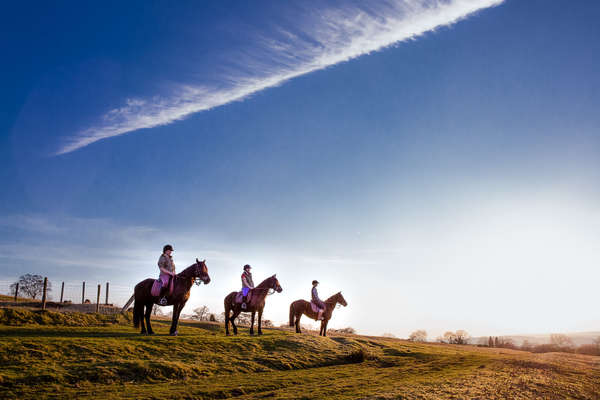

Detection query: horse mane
xmin=177 ymin=262 xmax=198 ymax=279
xmin=256 ymin=275 xmax=276 ymax=289
xmin=325 ymin=292 xmax=341 ymax=303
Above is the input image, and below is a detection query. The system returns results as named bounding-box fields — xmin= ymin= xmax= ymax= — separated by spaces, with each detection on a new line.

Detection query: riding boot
xmin=158 ymin=286 xmax=168 ymax=306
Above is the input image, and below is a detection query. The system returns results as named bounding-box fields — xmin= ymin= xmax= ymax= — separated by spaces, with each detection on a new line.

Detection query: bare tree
xmin=441 ymin=330 xmax=469 ymax=344
xmin=550 ymin=334 xmax=574 ymax=349
xmin=408 ymin=330 xmax=427 ymax=342
xmin=192 ymin=306 xmax=210 ymax=321
xmin=488 ymin=336 xmax=494 ymax=347
xmin=521 ymin=339 xmax=532 ymax=351
xmin=496 ymin=337 xmax=516 ymax=349
xmin=262 ymin=319 xmax=274 ymax=328
xmin=11 ymin=274 xmax=51 ymax=299
xmin=234 ymin=313 xmax=252 ymax=326
xmin=152 ymin=304 xmax=163 ymax=316
xmin=443 ymin=331 xmax=457 ymax=344
xmin=454 ymin=330 xmax=470 ymax=345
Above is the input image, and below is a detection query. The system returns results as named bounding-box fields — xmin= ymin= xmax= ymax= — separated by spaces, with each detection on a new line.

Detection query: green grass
xmin=0 ymin=307 xmax=599 ymax=399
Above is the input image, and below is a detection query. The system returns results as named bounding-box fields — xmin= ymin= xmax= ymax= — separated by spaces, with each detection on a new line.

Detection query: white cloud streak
xmin=58 ymin=0 xmax=503 ymax=154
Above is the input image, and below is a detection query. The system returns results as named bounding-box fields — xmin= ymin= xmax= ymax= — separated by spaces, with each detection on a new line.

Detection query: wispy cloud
xmin=58 ymin=0 xmax=503 ymax=154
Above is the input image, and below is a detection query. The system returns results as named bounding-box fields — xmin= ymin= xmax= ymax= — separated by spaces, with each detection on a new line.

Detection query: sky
xmin=1 ymin=0 xmax=599 ymax=339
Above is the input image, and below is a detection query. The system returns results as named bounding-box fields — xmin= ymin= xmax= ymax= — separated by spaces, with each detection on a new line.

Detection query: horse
xmin=289 ymin=292 xmax=347 ymax=337
xmin=133 ymin=258 xmax=210 ymax=336
xmin=224 ymin=274 xmax=282 ymax=336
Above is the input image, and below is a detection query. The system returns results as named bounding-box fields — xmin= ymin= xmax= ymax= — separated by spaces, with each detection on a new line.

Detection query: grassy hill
xmin=1 ymin=307 xmax=599 ymax=399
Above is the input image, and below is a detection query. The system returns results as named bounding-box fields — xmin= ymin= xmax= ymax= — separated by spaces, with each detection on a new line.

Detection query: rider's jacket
xmin=158 ymin=254 xmax=175 ymax=273
xmin=241 ymin=271 xmax=254 ymax=288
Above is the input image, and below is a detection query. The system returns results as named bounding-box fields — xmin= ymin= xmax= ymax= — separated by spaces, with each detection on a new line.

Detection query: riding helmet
xmin=312 ymin=280 xmax=319 ymax=285
xmin=243 ymin=264 xmax=251 ymax=271
xmin=163 ymin=244 xmax=174 ymax=253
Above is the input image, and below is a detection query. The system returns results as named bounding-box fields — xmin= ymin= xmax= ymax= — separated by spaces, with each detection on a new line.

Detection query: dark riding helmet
xmin=163 ymin=244 xmax=174 ymax=253
xmin=243 ymin=264 xmax=251 ymax=271
xmin=312 ymin=280 xmax=319 ymax=285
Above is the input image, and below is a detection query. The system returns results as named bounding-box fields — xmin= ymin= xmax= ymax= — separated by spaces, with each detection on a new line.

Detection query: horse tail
xmin=133 ymin=297 xmax=142 ymax=328
xmin=289 ymin=302 xmax=295 ymax=327
xmin=121 ymin=294 xmax=135 ymax=314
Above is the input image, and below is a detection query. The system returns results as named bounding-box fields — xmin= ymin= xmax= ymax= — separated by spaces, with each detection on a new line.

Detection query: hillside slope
xmin=0 ymin=308 xmax=599 ymax=399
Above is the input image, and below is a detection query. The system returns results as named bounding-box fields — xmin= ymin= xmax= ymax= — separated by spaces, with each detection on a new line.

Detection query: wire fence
xmin=0 ymin=278 xmax=133 ymax=310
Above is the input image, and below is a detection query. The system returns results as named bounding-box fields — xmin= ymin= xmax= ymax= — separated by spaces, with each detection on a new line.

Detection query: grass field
xmin=0 ymin=307 xmax=599 ymax=399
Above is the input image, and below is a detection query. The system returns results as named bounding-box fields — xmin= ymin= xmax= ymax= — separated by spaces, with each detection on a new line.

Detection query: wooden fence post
xmin=60 ymin=282 xmax=65 ymax=303
xmin=96 ymin=284 xmax=101 ymax=313
xmin=105 ymin=282 xmax=109 ymax=305
xmin=41 ymin=277 xmax=48 ymax=310
xmin=14 ymin=283 xmax=19 ymax=302
xmin=82 ymin=281 xmax=85 ymax=304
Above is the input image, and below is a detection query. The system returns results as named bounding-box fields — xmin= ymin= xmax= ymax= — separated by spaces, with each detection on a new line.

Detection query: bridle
xmin=253 ymin=278 xmax=280 ymax=295
xmin=193 ymin=261 xmax=208 ymax=286
xmin=324 ymin=294 xmax=346 ymax=309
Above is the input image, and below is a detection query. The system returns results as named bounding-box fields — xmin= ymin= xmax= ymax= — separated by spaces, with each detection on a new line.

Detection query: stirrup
xmin=159 ymin=297 xmax=168 ymax=306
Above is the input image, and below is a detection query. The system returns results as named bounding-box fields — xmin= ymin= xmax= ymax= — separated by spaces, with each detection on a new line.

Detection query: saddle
xmin=151 ymin=276 xmax=174 ymax=297
xmin=234 ymin=290 xmax=253 ymax=306
xmin=310 ymin=301 xmax=324 ymax=313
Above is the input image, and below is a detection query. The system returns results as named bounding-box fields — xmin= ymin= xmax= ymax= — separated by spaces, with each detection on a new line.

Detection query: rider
xmin=241 ymin=264 xmax=254 ymax=309
xmin=158 ymin=244 xmax=176 ymax=306
xmin=311 ymin=280 xmax=326 ymax=320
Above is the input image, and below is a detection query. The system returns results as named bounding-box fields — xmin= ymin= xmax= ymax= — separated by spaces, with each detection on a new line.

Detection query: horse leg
xmin=230 ymin=309 xmax=240 ymax=335
xmin=170 ymin=303 xmax=182 ymax=335
xmin=139 ymin=304 xmax=147 ymax=334
xmin=322 ymin=320 xmax=329 ymax=337
xmin=295 ymin=313 xmax=302 ymax=333
xmin=257 ymin=309 xmax=263 ymax=335
xmin=319 ymin=320 xmax=324 ymax=336
xmin=249 ymin=311 xmax=255 ymax=335
xmin=224 ymin=304 xmax=230 ymax=336
xmin=145 ymin=302 xmax=154 ymax=335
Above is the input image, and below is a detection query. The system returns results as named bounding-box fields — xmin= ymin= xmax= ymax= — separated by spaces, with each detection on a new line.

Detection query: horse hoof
xmin=148 ymin=332 xmax=155 ymax=335
xmin=170 ymin=331 xmax=178 ymax=336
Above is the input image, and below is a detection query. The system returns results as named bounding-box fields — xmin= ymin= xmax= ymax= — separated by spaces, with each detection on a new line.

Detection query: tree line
xmin=405 ymin=329 xmax=600 ymax=356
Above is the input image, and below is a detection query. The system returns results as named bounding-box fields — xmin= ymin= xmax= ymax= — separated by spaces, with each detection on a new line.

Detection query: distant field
xmin=1 ymin=307 xmax=599 ymax=399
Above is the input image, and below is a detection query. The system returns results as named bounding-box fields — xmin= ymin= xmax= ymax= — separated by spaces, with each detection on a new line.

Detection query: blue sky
xmin=1 ymin=0 xmax=599 ymax=337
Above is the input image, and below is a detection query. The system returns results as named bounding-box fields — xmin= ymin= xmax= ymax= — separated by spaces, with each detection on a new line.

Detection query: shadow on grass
xmin=0 ymin=328 xmax=141 ymax=338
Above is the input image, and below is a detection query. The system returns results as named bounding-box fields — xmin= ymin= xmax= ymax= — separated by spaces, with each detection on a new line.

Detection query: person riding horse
xmin=311 ymin=280 xmax=326 ymax=320
xmin=241 ymin=264 xmax=254 ymax=309
xmin=158 ymin=244 xmax=176 ymax=305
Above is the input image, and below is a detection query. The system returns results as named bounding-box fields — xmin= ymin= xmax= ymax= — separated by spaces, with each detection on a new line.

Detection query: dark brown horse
xmin=224 ymin=274 xmax=282 ymax=336
xmin=133 ymin=258 xmax=210 ymax=336
xmin=289 ymin=292 xmax=347 ymax=336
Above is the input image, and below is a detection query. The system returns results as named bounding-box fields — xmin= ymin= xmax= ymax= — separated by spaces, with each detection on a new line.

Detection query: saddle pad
xmin=311 ymin=302 xmax=320 ymax=313
xmin=151 ymin=279 xmax=162 ymax=297
xmin=235 ymin=291 xmax=252 ymax=304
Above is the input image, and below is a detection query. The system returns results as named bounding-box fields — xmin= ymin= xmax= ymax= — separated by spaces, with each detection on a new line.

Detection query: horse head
xmin=194 ymin=258 xmax=211 ymax=285
xmin=270 ymin=274 xmax=283 ymax=293
xmin=336 ymin=291 xmax=348 ymax=307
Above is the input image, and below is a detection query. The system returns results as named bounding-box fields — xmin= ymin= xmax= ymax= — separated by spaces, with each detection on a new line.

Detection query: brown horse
xmin=224 ymin=274 xmax=282 ymax=336
xmin=289 ymin=292 xmax=347 ymax=336
xmin=133 ymin=258 xmax=210 ymax=336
